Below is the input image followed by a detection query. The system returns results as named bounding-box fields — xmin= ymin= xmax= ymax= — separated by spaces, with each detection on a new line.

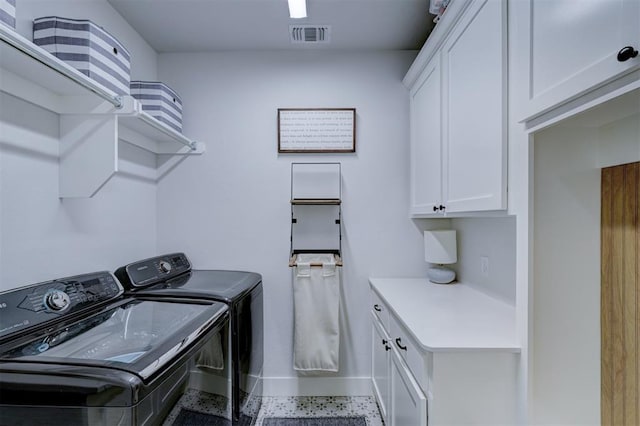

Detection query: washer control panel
xmin=158 ymin=260 xmax=172 ymax=274
xmin=0 ymin=272 xmax=123 ymax=341
xmin=44 ymin=289 xmax=71 ymax=312
xmin=115 ymin=253 xmax=191 ymax=289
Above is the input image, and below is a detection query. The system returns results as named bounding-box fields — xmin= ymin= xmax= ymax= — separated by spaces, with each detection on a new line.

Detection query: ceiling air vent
xmin=290 ymin=25 xmax=331 ymax=44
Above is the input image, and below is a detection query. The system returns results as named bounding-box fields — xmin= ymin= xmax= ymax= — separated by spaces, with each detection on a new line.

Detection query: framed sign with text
xmin=278 ymin=108 xmax=356 ymax=153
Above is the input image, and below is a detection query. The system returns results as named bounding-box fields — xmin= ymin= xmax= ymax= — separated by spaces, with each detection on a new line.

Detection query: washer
xmin=115 ymin=253 xmax=263 ymax=426
xmin=0 ymin=271 xmax=231 ymax=426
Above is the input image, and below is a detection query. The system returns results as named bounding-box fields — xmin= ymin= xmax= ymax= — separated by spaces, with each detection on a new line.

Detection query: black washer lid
xmin=138 ymin=270 xmax=262 ymax=304
xmin=0 ymin=298 xmax=228 ymax=381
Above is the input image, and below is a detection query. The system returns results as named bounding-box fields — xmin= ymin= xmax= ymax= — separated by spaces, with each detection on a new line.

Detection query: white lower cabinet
xmin=390 ymin=347 xmax=428 ymax=426
xmin=370 ymin=281 xmax=519 ymax=426
xmin=371 ymin=316 xmax=391 ymax=420
xmin=372 ymin=313 xmax=428 ymax=426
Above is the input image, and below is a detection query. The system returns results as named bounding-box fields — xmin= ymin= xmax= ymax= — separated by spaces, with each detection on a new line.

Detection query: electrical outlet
xmin=480 ymin=256 xmax=489 ymax=277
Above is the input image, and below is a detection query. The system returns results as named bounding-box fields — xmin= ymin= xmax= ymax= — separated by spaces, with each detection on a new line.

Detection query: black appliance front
xmin=116 ymin=253 xmax=264 ymax=425
xmin=0 ymin=271 xmax=231 ymax=426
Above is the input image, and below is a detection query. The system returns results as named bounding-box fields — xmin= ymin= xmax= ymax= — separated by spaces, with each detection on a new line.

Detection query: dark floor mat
xmin=262 ymin=417 xmax=367 ymax=426
xmin=172 ymin=409 xmax=231 ymax=426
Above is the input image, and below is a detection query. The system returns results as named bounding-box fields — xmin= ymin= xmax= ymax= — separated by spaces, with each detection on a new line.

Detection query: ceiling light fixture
xmin=288 ymin=0 xmax=307 ymax=19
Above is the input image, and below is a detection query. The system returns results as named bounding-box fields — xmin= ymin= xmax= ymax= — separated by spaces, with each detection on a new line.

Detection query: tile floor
xmin=163 ymin=389 xmax=231 ymax=425
xmin=166 ymin=390 xmax=384 ymax=426
xmin=256 ymin=396 xmax=384 ymax=426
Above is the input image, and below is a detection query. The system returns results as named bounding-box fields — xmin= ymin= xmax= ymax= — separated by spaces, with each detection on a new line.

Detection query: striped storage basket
xmin=130 ymin=81 xmax=183 ymax=133
xmin=33 ymin=16 xmax=131 ymax=97
xmin=0 ymin=0 xmax=16 ymax=29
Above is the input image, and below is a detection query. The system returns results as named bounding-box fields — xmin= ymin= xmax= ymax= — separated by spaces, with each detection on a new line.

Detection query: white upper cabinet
xmin=441 ymin=0 xmax=506 ymax=213
xmin=410 ymin=56 xmax=442 ymax=216
xmin=406 ymin=0 xmax=507 ymax=217
xmin=521 ymin=0 xmax=640 ymax=121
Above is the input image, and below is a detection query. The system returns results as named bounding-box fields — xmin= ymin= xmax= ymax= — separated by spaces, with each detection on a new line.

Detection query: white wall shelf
xmin=0 ymin=24 xmax=123 ymax=113
xmin=289 ymin=163 xmax=343 ymax=258
xmin=0 ymin=25 xmax=205 ymax=198
xmin=115 ymin=97 xmax=205 ymax=155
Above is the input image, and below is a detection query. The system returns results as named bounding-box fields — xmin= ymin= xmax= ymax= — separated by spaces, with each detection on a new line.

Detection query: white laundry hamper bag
xmin=292 ymin=253 xmax=341 ymax=373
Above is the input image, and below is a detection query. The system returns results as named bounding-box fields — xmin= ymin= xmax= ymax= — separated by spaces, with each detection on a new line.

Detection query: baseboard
xmin=263 ymin=377 xmax=372 ymax=397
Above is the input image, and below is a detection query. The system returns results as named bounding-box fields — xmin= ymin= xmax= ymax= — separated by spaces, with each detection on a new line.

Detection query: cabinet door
xmin=441 ymin=0 xmax=507 ymax=213
xmin=391 ymin=348 xmax=428 ymax=426
xmin=409 ymin=55 xmax=442 ymax=216
xmin=523 ymin=0 xmax=640 ymax=119
xmin=372 ymin=316 xmax=391 ymax=421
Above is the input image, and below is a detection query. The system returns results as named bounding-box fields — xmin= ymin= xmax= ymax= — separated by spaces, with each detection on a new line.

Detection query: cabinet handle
xmin=395 ymin=338 xmax=407 ymax=351
xmin=617 ymin=46 xmax=638 ymax=62
xmin=438 ymin=205 xmax=445 ymax=211
xmin=382 ymin=339 xmax=388 ymax=345
xmin=432 ymin=206 xmax=438 ymax=212
xmin=374 ymin=304 xmax=382 ymax=312
xmin=385 ymin=345 xmax=391 ymax=351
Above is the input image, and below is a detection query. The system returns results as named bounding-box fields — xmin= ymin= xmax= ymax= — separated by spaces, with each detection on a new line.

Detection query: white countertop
xmin=369 ymin=278 xmax=520 ymax=352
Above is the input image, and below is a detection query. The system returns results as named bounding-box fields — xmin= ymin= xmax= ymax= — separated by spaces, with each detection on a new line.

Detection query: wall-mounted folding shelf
xmin=0 ymin=25 xmax=205 ymax=198
xmin=291 ymin=199 xmax=342 ymax=205
xmin=289 ymin=163 xmax=343 ymax=267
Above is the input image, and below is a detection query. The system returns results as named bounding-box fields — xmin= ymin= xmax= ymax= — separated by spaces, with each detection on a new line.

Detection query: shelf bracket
xmin=59 ymin=115 xmax=118 ymax=198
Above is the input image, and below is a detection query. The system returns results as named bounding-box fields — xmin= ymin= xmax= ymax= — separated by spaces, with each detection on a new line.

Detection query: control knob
xmin=44 ymin=290 xmax=71 ymax=312
xmin=159 ymin=260 xmax=172 ymax=274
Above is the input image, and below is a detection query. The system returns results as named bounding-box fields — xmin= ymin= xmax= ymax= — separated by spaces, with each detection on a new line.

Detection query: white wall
xmin=156 ymin=50 xmax=430 ymax=394
xmin=0 ymin=0 xmax=160 ymax=290
xmin=416 ymin=216 xmax=517 ymax=304
xmin=452 ymin=216 xmax=517 ymax=304
xmin=0 ymin=92 xmax=159 ymax=289
xmin=532 ymin=113 xmax=640 ymax=425
xmin=533 ymin=126 xmax=600 ymax=425
xmin=598 ymin=113 xmax=640 ymax=168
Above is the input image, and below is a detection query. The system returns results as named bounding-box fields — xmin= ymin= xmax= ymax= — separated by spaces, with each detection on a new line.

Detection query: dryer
xmin=115 ymin=253 xmax=263 ymax=426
